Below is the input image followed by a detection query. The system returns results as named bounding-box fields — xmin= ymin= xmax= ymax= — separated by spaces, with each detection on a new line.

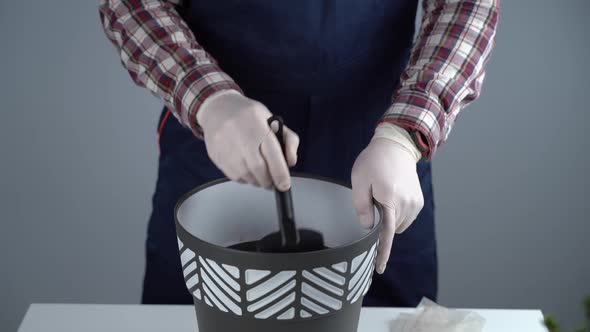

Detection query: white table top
xmin=17 ymin=304 xmax=547 ymax=332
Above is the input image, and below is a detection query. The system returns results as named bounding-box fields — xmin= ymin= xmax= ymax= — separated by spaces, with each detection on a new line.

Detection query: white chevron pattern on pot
xmin=299 ymin=263 xmax=346 ymax=317
xmin=361 ymin=248 xmax=377 ymax=298
xmin=300 ymin=309 xmax=312 ymax=318
xmin=177 ymin=237 xmax=379 ymax=320
xmin=180 ymin=247 xmax=195 ymax=268
xmin=184 ymin=262 xmax=199 ymax=289
xmin=347 ymin=243 xmax=377 ymax=304
xmin=178 ymin=239 xmax=200 ymax=293
xmin=193 ymin=288 xmax=202 ymax=300
xmin=245 ymin=270 xmax=297 ymax=319
xmin=199 ymin=257 xmax=242 ymax=316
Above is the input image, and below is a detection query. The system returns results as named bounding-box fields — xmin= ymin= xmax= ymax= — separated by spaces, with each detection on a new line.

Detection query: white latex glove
xmin=351 ymin=125 xmax=424 ymax=274
xmin=198 ymin=91 xmax=299 ymax=191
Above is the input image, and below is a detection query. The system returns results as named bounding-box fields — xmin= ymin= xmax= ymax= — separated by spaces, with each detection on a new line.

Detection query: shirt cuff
xmin=173 ymin=64 xmax=243 ymax=139
xmin=373 ymin=123 xmax=422 ymax=162
xmin=380 ymin=92 xmax=446 ymax=159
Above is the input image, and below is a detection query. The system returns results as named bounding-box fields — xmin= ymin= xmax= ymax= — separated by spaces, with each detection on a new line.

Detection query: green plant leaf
xmin=543 ymin=315 xmax=561 ymax=332
xmin=543 ymin=295 xmax=590 ymax=332
xmin=584 ymin=295 xmax=590 ymax=321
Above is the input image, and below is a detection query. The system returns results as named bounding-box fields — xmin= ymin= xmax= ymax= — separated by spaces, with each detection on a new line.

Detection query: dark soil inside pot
xmin=228 ymin=240 xmax=329 ymax=253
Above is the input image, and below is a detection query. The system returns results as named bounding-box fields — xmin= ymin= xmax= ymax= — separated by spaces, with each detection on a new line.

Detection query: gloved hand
xmin=198 ymin=91 xmax=299 ymax=191
xmin=351 ymin=124 xmax=424 ymax=274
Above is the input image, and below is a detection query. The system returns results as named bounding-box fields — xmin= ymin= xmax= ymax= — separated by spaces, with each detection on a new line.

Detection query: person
xmin=99 ymin=0 xmax=499 ymax=307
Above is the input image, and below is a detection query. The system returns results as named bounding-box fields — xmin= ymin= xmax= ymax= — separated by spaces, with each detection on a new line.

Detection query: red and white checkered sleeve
xmin=380 ymin=0 xmax=500 ymax=159
xmin=99 ymin=0 xmax=243 ymax=138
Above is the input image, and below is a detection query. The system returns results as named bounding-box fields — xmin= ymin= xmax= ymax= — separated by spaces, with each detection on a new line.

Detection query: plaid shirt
xmin=99 ymin=0 xmax=499 ymax=158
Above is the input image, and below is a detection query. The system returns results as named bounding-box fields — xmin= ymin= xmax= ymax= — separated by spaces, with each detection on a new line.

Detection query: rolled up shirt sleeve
xmin=380 ymin=0 xmax=500 ymax=159
xmin=98 ymin=0 xmax=243 ymax=138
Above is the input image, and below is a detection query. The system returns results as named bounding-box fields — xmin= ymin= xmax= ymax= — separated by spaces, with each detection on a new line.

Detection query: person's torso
xmin=181 ymin=0 xmax=419 ymax=95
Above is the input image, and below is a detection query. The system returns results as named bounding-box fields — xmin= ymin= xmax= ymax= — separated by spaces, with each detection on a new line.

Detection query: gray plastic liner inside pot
xmin=175 ymin=175 xmax=381 ymax=332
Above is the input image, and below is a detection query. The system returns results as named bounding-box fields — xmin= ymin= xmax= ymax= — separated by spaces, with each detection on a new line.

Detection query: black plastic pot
xmin=175 ymin=175 xmax=381 ymax=332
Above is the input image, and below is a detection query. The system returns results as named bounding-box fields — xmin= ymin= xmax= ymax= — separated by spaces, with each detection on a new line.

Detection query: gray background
xmin=1 ymin=1 xmax=588 ymax=331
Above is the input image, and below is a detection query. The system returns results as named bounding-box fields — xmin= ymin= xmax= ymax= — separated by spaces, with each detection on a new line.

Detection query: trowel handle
xmin=267 ymin=116 xmax=299 ymax=248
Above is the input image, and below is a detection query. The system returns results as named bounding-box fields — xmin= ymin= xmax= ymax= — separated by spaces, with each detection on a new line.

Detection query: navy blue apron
xmin=142 ymin=0 xmax=437 ymax=307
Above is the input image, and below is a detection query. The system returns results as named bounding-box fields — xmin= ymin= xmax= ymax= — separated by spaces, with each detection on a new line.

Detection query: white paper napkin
xmin=390 ymin=298 xmax=486 ymax=332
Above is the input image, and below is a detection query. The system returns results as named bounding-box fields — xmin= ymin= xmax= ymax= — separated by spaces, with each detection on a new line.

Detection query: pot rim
xmin=174 ymin=172 xmax=383 ymax=258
